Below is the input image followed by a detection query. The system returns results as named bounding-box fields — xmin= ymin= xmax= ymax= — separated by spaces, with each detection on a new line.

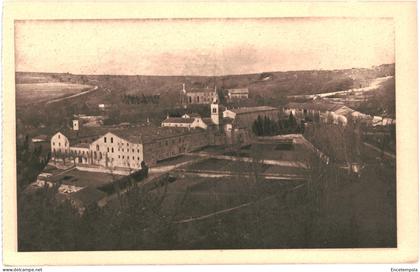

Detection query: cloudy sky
xmin=15 ymin=18 xmax=394 ymax=76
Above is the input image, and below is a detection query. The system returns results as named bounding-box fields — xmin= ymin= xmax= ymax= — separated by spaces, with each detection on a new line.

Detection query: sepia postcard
xmin=2 ymin=1 xmax=418 ymax=266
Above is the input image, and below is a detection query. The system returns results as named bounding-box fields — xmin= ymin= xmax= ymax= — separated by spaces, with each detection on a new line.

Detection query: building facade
xmin=161 ymin=114 xmax=208 ymax=129
xmin=50 ymin=125 xmax=211 ymax=174
xmin=181 ymin=83 xmax=218 ymax=104
xmin=227 ymin=88 xmax=249 ymax=100
xmin=283 ymin=102 xmax=372 ymax=127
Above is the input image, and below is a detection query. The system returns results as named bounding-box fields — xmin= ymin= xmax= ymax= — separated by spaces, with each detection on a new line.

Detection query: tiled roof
xmin=57 ymin=127 xmax=107 ymax=143
xmin=228 ymin=106 xmax=278 ymax=115
xmin=183 ymin=113 xmax=201 ymax=118
xmin=58 ymin=124 xmax=206 ymax=146
xmin=285 ymin=102 xmax=345 ymax=112
xmin=32 ymin=134 xmax=49 ymax=140
xmin=202 ymin=117 xmax=215 ymax=126
xmin=228 ymin=88 xmax=249 ymax=94
xmin=222 ymin=117 xmax=234 ymax=124
xmin=284 ymin=102 xmax=374 ymax=119
xmin=186 ymin=87 xmax=216 ymax=93
xmin=162 ymin=117 xmax=195 ymax=124
xmin=141 ymin=126 xmax=206 ymax=143
xmin=72 ymin=143 xmax=90 ymax=148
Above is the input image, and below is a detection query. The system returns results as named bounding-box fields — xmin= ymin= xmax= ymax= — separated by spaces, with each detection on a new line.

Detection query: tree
xmin=288 ymin=112 xmax=298 ymax=131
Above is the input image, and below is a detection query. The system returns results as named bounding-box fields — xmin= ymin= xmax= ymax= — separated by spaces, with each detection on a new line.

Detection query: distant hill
xmin=16 ymin=63 xmax=394 ymax=98
xmin=15 ymin=64 xmax=395 ymax=137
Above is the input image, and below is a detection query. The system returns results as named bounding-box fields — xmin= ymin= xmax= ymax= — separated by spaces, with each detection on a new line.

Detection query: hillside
xmin=16 ymin=63 xmax=394 ymax=101
xmin=15 ymin=64 xmax=395 ymax=138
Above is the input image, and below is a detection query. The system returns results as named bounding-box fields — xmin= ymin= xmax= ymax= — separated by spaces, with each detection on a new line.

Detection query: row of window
xmin=52 ymin=141 xmax=67 ymax=147
xmin=103 ymin=136 xmax=136 ymax=146
xmin=105 ymin=147 xmax=140 ymax=153
xmin=117 ymin=155 xmax=140 ymax=161
xmin=104 ymin=136 xmax=114 ymax=143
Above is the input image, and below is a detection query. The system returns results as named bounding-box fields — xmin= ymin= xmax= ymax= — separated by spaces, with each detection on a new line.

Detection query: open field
xmin=47 ymin=168 xmax=123 ymax=188
xmin=199 ymin=140 xmax=312 ymax=162
xmin=16 ymin=82 xmax=93 ymax=106
xmin=151 ymin=158 xmax=396 ymax=249
xmin=156 ymin=175 xmax=301 ymax=221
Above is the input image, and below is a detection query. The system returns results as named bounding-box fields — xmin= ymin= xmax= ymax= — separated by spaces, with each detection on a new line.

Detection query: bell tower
xmin=211 ymin=100 xmax=220 ymax=125
xmin=73 ymin=119 xmax=80 ymax=131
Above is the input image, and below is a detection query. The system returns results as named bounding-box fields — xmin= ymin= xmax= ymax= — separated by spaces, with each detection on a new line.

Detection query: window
xmin=111 ymin=147 xmax=114 ymax=153
xmin=137 ymin=149 xmax=140 ymax=153
xmin=104 ymin=137 xmax=107 ymax=143
xmin=137 ymin=157 xmax=140 ymax=160
xmin=107 ymin=147 xmax=109 ymax=152
xmin=127 ymin=143 xmax=129 ymax=146
xmin=213 ymin=108 xmax=217 ymax=113
xmin=58 ymin=135 xmax=61 ymax=139
xmin=96 ymin=145 xmax=99 ymax=151
xmin=132 ymin=149 xmax=134 ymax=152
xmin=59 ymin=142 xmax=61 ymax=147
xmin=118 ymin=155 xmax=120 ymax=159
xmin=132 ymin=156 xmax=135 ymax=160
xmin=111 ymin=137 xmax=113 ymax=143
xmin=122 ymin=156 xmax=125 ymax=159
xmin=53 ymin=142 xmax=55 ymax=146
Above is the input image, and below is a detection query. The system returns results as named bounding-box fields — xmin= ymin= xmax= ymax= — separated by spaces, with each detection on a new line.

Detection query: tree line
xmin=16 ymin=135 xmax=51 ymax=193
xmin=121 ymin=94 xmax=160 ymax=105
xmin=252 ymin=113 xmax=304 ymax=136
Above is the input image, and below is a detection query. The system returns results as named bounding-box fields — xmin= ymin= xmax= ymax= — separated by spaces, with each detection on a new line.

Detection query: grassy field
xmin=155 ymin=159 xmax=396 ymax=249
xmin=184 ymin=158 xmax=269 ymax=173
xmin=16 ymin=82 xmax=93 ymax=106
xmin=48 ymin=168 xmax=122 ymax=188
xmin=155 ymin=175 xmax=299 ymax=221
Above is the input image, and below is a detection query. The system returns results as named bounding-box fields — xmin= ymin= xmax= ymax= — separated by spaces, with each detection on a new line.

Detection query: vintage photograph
xmin=15 ymin=18 xmax=397 ymax=251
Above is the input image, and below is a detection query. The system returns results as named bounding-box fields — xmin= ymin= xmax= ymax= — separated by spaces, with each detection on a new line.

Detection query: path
xmin=149 ymin=157 xmax=206 ymax=173
xmin=177 ymin=169 xmax=306 ymax=181
xmin=174 ymin=183 xmax=305 ymax=224
xmin=287 ymin=76 xmax=393 ymax=99
xmin=193 ymin=151 xmax=308 ymax=168
xmin=46 ymin=85 xmax=98 ymax=105
xmin=363 ymin=142 xmax=396 ymax=160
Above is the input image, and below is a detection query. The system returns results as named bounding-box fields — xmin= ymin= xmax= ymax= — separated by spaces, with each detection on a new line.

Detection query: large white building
xmin=51 ymin=124 xmax=210 ymax=174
